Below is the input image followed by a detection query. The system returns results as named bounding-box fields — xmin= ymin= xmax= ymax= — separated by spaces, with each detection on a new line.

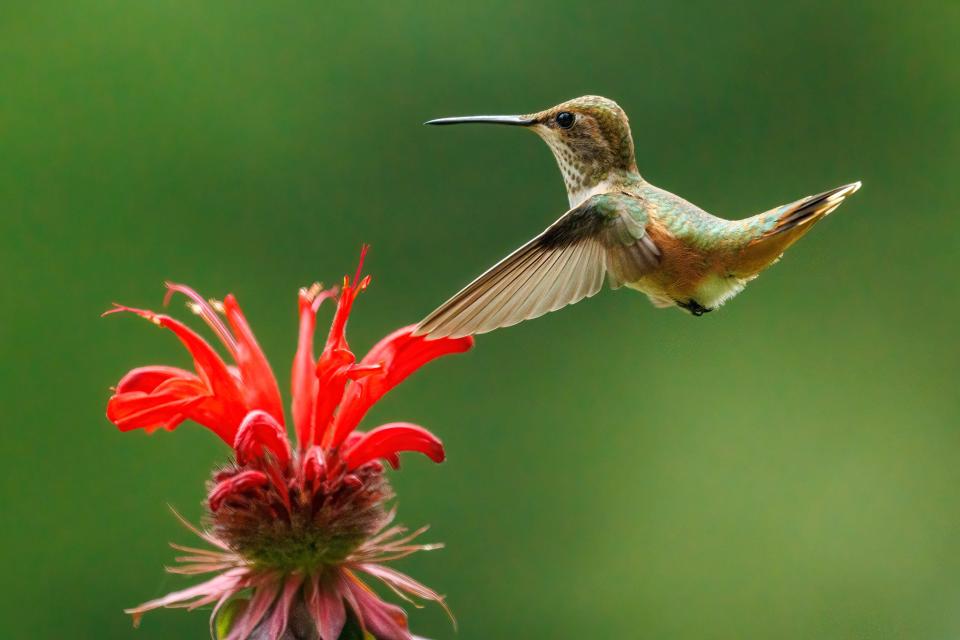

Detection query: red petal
xmin=302 ymin=445 xmax=326 ymax=487
xmin=342 ymin=432 xmax=399 ymax=468
xmin=107 ymin=374 xmax=222 ymax=437
xmin=233 ymin=410 xmax=292 ymax=468
xmin=207 ymin=469 xmax=269 ymax=511
xmin=324 ymin=246 xmax=370 ymax=354
xmin=107 ymin=392 xmax=198 ymax=434
xmin=341 ymin=422 xmax=445 ymax=471
xmin=292 ymin=286 xmax=337 ymax=450
xmin=313 ymin=355 xmax=356 ymax=447
xmin=163 ymin=282 xmax=238 ymax=355
xmin=328 ymin=326 xmax=473 ymax=448
xmin=106 ymin=305 xmax=248 ymax=442
xmin=222 ymin=294 xmax=285 ymax=426
xmin=114 ymin=365 xmax=197 ymax=394
xmin=312 ymin=249 xmax=370 ymax=447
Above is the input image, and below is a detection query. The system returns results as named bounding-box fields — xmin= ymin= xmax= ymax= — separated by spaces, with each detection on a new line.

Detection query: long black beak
xmin=424 ymin=115 xmax=535 ymax=126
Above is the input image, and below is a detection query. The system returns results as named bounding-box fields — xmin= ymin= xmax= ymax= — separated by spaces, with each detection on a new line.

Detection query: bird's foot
xmin=677 ymin=299 xmax=712 ymax=316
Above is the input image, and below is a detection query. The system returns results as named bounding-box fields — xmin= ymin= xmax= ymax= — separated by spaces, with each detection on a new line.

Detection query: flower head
xmin=106 ymin=249 xmax=473 ymax=640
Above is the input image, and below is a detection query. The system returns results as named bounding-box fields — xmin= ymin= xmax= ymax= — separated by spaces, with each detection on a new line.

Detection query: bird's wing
xmin=413 ymin=193 xmax=661 ymax=339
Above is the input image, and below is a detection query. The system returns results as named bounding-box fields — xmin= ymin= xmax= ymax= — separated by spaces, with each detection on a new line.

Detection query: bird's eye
xmin=556 ymin=111 xmax=575 ymax=129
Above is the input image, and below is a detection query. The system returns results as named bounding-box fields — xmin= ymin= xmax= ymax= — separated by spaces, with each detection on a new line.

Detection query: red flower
xmin=106 ymin=249 xmax=473 ymax=640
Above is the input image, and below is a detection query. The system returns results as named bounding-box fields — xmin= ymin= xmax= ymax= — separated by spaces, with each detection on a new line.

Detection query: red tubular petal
xmin=325 ymin=246 xmax=369 ymax=354
xmin=311 ymin=250 xmax=370 ymax=448
xmin=327 ymin=327 xmax=473 ymax=449
xmin=106 ymin=305 xmax=248 ymax=442
xmin=107 ymin=373 xmax=227 ymax=438
xmin=107 ymin=392 xmax=198 ymax=434
xmin=292 ymin=286 xmax=337 ymax=451
xmin=163 ymin=282 xmax=238 ymax=355
xmin=222 ymin=295 xmax=285 ymax=426
xmin=340 ymin=430 xmax=398 ymax=468
xmin=341 ymin=422 xmax=445 ymax=471
xmin=346 ymin=363 xmax=383 ymax=379
xmin=314 ymin=360 xmax=385 ymax=449
xmin=313 ymin=355 xmax=356 ymax=447
xmin=208 ymin=470 xmax=269 ymax=511
xmin=302 ymin=446 xmax=326 ymax=487
xmin=233 ymin=410 xmax=292 ymax=468
xmin=114 ymin=365 xmax=198 ymax=394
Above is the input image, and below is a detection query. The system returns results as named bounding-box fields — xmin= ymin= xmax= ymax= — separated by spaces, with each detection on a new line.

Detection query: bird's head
xmin=427 ymin=95 xmax=640 ymax=206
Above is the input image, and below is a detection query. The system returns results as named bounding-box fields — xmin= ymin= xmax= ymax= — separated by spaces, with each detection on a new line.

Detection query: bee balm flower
xmin=106 ymin=251 xmax=472 ymax=640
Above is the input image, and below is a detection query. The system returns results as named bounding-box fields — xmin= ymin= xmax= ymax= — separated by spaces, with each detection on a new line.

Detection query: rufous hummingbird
xmin=414 ymin=95 xmax=860 ymax=339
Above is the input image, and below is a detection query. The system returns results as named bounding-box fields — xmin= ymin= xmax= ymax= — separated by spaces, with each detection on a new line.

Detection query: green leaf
xmin=215 ymin=598 xmax=249 ymax=639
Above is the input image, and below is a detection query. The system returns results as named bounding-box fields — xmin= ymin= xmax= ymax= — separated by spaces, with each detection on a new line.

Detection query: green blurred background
xmin=2 ymin=1 xmax=958 ymax=638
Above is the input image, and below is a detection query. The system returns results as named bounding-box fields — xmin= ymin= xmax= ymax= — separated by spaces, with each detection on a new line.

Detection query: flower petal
xmin=169 ymin=507 xmax=234 ymax=552
xmin=124 ymin=567 xmax=247 ymax=628
xmin=208 ymin=469 xmax=270 ymax=512
xmin=114 ymin=365 xmax=198 ymax=394
xmin=356 ymin=563 xmax=454 ymax=626
xmin=344 ymin=572 xmax=412 ymax=640
xmin=313 ymin=354 xmax=357 ymax=447
xmin=314 ymin=248 xmax=371 ymax=447
xmin=222 ymin=294 xmax=286 ymax=426
xmin=341 ymin=423 xmax=445 ymax=471
xmin=233 ymin=410 xmax=292 ymax=469
xmin=163 ymin=282 xmax=238 ymax=355
xmin=301 ymin=445 xmax=326 ymax=493
xmin=107 ymin=391 xmax=202 ymax=434
xmin=263 ymin=573 xmax=302 ymax=640
xmin=225 ymin=574 xmax=280 ymax=640
xmin=328 ymin=327 xmax=473 ymax=449
xmin=105 ymin=304 xmax=247 ymax=443
xmin=307 ymin=572 xmax=347 ymax=640
xmin=325 ymin=247 xmax=370 ymax=355
xmin=292 ymin=285 xmax=337 ymax=450
xmin=107 ymin=375 xmax=214 ymax=434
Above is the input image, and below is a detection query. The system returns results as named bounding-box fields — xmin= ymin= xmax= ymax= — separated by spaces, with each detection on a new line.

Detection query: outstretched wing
xmin=413 ymin=193 xmax=661 ymax=339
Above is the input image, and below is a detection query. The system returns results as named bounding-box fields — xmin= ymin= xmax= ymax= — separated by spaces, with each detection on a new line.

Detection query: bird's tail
xmin=759 ymin=181 xmax=861 ymax=238
xmin=734 ymin=181 xmax=861 ymax=276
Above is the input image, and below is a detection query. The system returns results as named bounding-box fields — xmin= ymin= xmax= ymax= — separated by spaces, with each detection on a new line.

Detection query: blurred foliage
xmin=0 ymin=1 xmax=958 ymax=638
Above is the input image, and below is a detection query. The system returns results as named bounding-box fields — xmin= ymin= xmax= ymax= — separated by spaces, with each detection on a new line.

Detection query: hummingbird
xmin=413 ymin=95 xmax=861 ymax=339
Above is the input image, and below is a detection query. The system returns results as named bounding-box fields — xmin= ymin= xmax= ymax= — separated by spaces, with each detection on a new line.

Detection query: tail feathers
xmin=759 ymin=181 xmax=861 ymax=239
xmin=733 ymin=181 xmax=861 ymax=277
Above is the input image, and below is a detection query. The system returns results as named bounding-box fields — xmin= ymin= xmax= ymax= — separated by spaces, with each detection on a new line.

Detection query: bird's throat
xmin=565 ymin=171 xmax=645 ymax=208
